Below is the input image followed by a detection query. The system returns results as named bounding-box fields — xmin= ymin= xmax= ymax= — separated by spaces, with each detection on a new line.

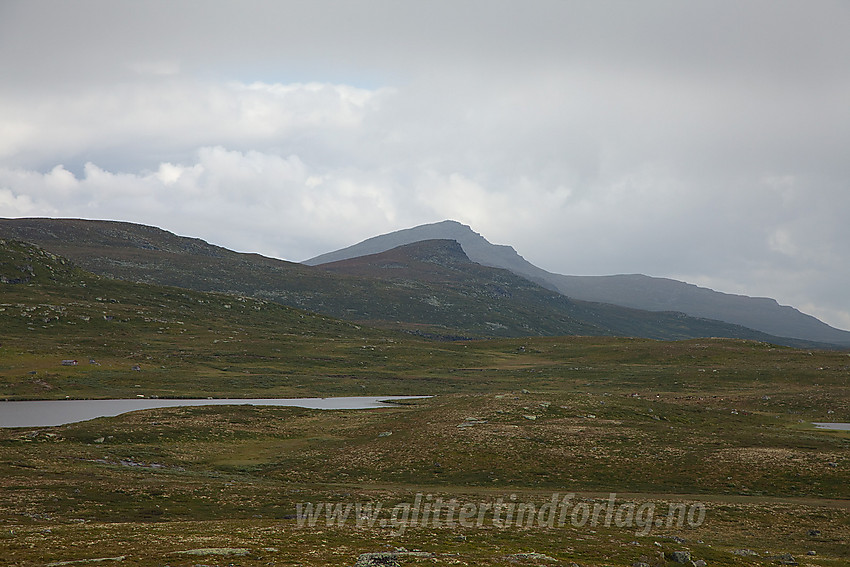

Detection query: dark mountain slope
xmin=0 ymin=218 xmax=396 ymax=317
xmin=307 ymin=220 xmax=850 ymax=347
xmin=317 ymin=239 xmax=823 ymax=345
xmin=318 ymin=239 xmax=606 ymax=337
xmin=0 ymin=217 xmax=318 ymax=298
xmin=307 ymin=219 xmax=556 ymax=287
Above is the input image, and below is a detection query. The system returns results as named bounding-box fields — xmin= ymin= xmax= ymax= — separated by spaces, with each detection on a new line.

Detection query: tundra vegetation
xmin=0 ymin=240 xmax=848 ymax=566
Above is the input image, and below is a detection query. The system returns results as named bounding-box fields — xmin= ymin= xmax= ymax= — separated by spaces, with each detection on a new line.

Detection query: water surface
xmin=0 ymin=396 xmax=429 ymax=428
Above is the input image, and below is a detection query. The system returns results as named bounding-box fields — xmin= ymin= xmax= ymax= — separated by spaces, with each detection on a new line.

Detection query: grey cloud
xmin=4 ymin=1 xmax=849 ymax=85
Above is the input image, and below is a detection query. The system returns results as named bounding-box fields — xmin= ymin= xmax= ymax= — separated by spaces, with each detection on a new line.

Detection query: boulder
xmin=354 ymin=552 xmax=400 ymax=566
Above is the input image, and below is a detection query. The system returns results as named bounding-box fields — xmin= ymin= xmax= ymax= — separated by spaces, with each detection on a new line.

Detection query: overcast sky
xmin=1 ymin=1 xmax=848 ymax=330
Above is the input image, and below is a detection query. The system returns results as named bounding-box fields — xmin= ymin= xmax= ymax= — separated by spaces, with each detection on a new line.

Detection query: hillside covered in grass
xmin=0 ymin=238 xmax=429 ymax=400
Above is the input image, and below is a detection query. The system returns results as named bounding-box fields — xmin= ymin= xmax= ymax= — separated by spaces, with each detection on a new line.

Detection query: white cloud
xmin=0 ymin=146 xmax=402 ymax=260
xmin=0 ymin=188 xmax=37 ymax=215
xmin=0 ymin=80 xmax=392 ymax=172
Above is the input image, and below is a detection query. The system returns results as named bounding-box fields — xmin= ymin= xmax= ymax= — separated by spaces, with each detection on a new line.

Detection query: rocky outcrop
xmin=353 ymin=550 xmax=434 ymax=567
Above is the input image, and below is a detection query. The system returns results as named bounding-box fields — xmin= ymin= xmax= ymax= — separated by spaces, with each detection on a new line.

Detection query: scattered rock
xmin=46 ymin=557 xmax=126 ymax=566
xmin=377 ymin=431 xmax=392 ymax=437
xmin=771 ymin=553 xmax=797 ymax=565
xmin=693 ymin=560 xmax=707 ymax=567
xmin=732 ymin=549 xmax=759 ymax=557
xmin=354 ymin=552 xmax=400 ymax=567
xmin=668 ymin=550 xmax=691 ymax=564
xmin=807 ymin=529 xmax=820 ymax=537
xmin=174 ymin=548 xmax=249 ymax=557
xmin=353 ymin=551 xmax=434 ymax=567
xmin=806 ymin=551 xmax=816 ymax=556
xmin=523 ymin=415 xmax=538 ymax=420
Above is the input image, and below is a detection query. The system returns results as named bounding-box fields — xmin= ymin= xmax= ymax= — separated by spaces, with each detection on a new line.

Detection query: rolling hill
xmin=0 ymin=237 xmax=410 ymax=399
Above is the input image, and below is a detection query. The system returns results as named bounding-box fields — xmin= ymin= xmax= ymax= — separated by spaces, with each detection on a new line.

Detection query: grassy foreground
xmin=1 ymin=241 xmax=848 ymax=565
xmin=2 ymin=337 xmax=848 ymax=566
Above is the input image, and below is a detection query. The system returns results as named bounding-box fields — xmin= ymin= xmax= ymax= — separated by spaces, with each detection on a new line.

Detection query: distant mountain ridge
xmin=0 ymin=217 xmax=828 ymax=347
xmin=306 ymin=220 xmax=850 ymax=347
xmin=312 ymin=238 xmax=811 ymax=344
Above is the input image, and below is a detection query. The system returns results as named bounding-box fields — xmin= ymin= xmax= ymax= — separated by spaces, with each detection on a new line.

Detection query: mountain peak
xmin=319 ymin=239 xmax=474 ymax=277
xmin=425 ymin=219 xmax=477 ymax=234
xmin=305 ymin=219 xmax=556 ymax=289
xmin=380 ymin=238 xmax=471 ymax=265
xmin=304 ymin=220 xmax=479 ymax=265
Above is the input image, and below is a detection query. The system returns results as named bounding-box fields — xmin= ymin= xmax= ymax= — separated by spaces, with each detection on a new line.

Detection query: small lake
xmin=813 ymin=422 xmax=850 ymax=431
xmin=0 ymin=396 xmax=430 ymax=428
